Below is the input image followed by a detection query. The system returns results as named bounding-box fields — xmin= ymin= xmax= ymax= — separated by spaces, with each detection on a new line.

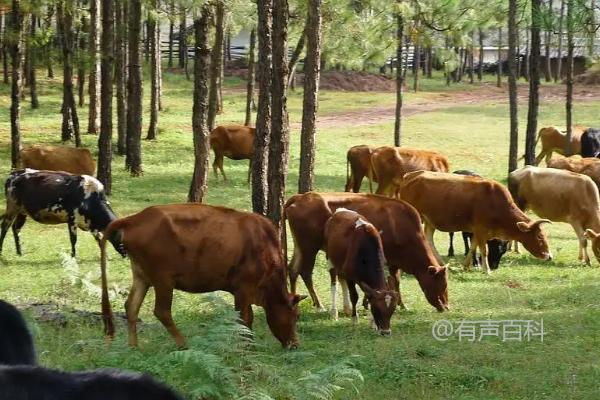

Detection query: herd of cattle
xmin=1 ymin=124 xmax=600 ymax=398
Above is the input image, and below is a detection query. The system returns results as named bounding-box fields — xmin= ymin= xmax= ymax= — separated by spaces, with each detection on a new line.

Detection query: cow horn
xmin=533 ymin=219 xmax=552 ymax=227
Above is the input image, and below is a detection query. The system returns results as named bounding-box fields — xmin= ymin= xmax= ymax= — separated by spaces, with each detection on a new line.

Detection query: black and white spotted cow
xmin=0 ymin=169 xmax=125 ymax=257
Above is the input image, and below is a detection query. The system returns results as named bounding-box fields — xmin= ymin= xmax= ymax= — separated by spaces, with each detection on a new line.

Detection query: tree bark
xmin=188 ymin=6 xmax=211 ymax=203
xmin=565 ymin=0 xmax=574 ymax=155
xmin=157 ymin=21 xmax=163 ymax=111
xmin=544 ymin=0 xmax=553 ymax=82
xmin=77 ymin=14 xmax=86 ymax=108
xmin=168 ymin=0 xmax=174 ymax=68
xmin=478 ymin=28 xmax=484 ymax=81
xmin=287 ymin=21 xmax=307 ymax=89
xmin=44 ymin=6 xmax=54 ymax=79
xmin=252 ymin=0 xmax=272 ymax=215
xmin=126 ymin=0 xmax=143 ymax=175
xmin=556 ymin=0 xmax=565 ymax=81
xmin=267 ymin=0 xmax=290 ymax=230
xmin=394 ymin=8 xmax=404 ymax=147
xmin=115 ymin=0 xmax=127 ymax=155
xmin=244 ymin=27 xmax=256 ymax=126
xmin=2 ymin=13 xmax=9 ymax=85
xmin=88 ymin=0 xmax=100 ymax=134
xmin=497 ymin=27 xmax=502 ymax=88
xmin=524 ymin=25 xmax=530 ymax=81
xmin=207 ymin=0 xmax=225 ymax=132
xmin=29 ymin=13 xmax=39 ymax=109
xmin=402 ymin=40 xmax=409 ymax=80
xmin=508 ymin=0 xmax=519 ymax=173
xmin=469 ymin=31 xmax=475 ymax=83
xmin=298 ymin=0 xmax=322 ymax=194
xmin=10 ymin=0 xmax=23 ymax=168
xmin=413 ymin=29 xmax=420 ymax=92
xmin=98 ymin=0 xmax=114 ymax=194
xmin=146 ymin=0 xmax=159 ymax=140
xmin=178 ymin=6 xmax=186 ymax=69
xmin=525 ymin=1 xmax=542 ymax=166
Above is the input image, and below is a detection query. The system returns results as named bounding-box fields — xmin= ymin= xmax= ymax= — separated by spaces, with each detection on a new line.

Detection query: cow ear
xmin=290 ymin=294 xmax=307 ymax=306
xmin=516 ymin=221 xmax=531 ymax=232
xmin=584 ymin=229 xmax=600 ymax=240
xmin=359 ymin=282 xmax=376 ymax=298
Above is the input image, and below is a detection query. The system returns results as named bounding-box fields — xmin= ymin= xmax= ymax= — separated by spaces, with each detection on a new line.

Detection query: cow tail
xmin=534 ymin=129 xmax=542 ymax=148
xmin=367 ymin=157 xmax=375 ymax=193
xmin=346 ymin=156 xmax=350 ymax=190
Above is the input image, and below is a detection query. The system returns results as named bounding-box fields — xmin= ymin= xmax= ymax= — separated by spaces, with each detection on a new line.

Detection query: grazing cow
xmin=547 ymin=155 xmax=600 ymax=190
xmin=100 ymin=203 xmax=305 ymax=349
xmin=345 ymin=145 xmax=376 ymax=193
xmin=581 ymin=128 xmax=600 ymax=158
xmin=0 ymin=366 xmax=184 ymax=400
xmin=0 ymin=169 xmax=125 ymax=258
xmin=399 ymin=171 xmax=552 ymax=273
xmin=324 ymin=208 xmax=398 ymax=335
xmin=0 ymin=300 xmax=36 ymax=366
xmin=509 ymin=166 xmax=600 ymax=265
xmin=534 ymin=126 xmax=586 ymax=166
xmin=369 ymin=146 xmax=449 ymax=197
xmin=447 ymin=170 xmax=509 ymax=270
xmin=19 ymin=145 xmax=97 ymax=176
xmin=284 ymin=192 xmax=448 ymax=312
xmin=209 ymin=124 xmax=255 ymax=182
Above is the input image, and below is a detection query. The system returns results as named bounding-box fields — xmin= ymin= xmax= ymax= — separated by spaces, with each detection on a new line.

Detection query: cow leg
xmin=545 ymin=151 xmax=553 ymax=166
xmin=573 ymin=223 xmax=590 ymax=265
xmin=234 ymin=292 xmax=254 ymax=328
xmin=347 ymin=281 xmax=359 ymax=324
xmin=339 ymin=278 xmax=352 ymax=316
xmin=0 ymin=212 xmax=18 ymax=255
xmin=534 ymin=151 xmax=546 ymax=166
xmin=289 ymin=247 xmax=324 ymax=311
xmin=424 ymin=222 xmax=444 ymax=265
xmin=329 ymin=268 xmax=338 ymax=320
xmin=153 ymin=283 xmax=185 ymax=348
xmin=388 ymin=267 xmax=407 ymax=309
xmin=67 ymin=214 xmax=77 ymax=258
xmin=448 ymin=232 xmax=455 ymax=257
xmin=11 ymin=214 xmax=26 ymax=256
xmin=476 ymin=236 xmax=490 ymax=274
xmin=125 ymin=265 xmax=150 ymax=347
xmin=463 ymin=237 xmax=478 ymax=271
xmin=463 ymin=232 xmax=479 ymax=267
xmin=353 ymin=172 xmax=363 ymax=193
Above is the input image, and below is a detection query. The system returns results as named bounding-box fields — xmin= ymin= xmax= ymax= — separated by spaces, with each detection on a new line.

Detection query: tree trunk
xmin=88 ymin=0 xmax=100 ymax=134
xmin=402 ymin=40 xmax=409 ymax=80
xmin=516 ymin=28 xmax=522 ymax=79
xmin=144 ymin=20 xmax=149 ymax=63
xmin=207 ymin=0 xmax=224 ymax=132
xmin=98 ymin=0 xmax=114 ymax=194
xmin=2 ymin=13 xmax=9 ymax=85
xmin=426 ymin=46 xmax=433 ymax=78
xmin=146 ymin=0 xmax=158 ymax=140
xmin=252 ymin=0 xmax=272 ymax=215
xmin=565 ymin=0 xmax=574 ymax=155
xmin=287 ymin=21 xmax=307 ymax=89
xmin=178 ymin=6 xmax=186 ymax=69
xmin=556 ymin=0 xmax=565 ymax=81
xmin=115 ymin=0 xmax=127 ymax=155
xmin=77 ymin=14 xmax=86 ymax=108
xmin=267 ymin=0 xmax=290 ymax=230
xmin=298 ymin=0 xmax=322 ymax=194
xmin=497 ymin=27 xmax=502 ymax=88
xmin=394 ymin=9 xmax=404 ymax=147
xmin=168 ymin=0 xmax=174 ymax=68
xmin=10 ymin=0 xmax=23 ymax=168
xmin=44 ymin=6 xmax=54 ymax=79
xmin=244 ymin=27 xmax=256 ymax=126
xmin=544 ymin=0 xmax=553 ymax=82
xmin=525 ymin=1 xmax=542 ymax=166
xmin=126 ymin=0 xmax=143 ymax=175
xmin=188 ymin=6 xmax=211 ymax=203
xmin=524 ymin=26 xmax=530 ymax=81
xmin=157 ymin=21 xmax=163 ymax=111
xmin=413 ymin=32 xmax=420 ymax=92
xmin=508 ymin=0 xmax=519 ymax=173
xmin=478 ymin=28 xmax=484 ymax=81
xmin=226 ymin=29 xmax=231 ymax=62
xmin=469 ymin=31 xmax=474 ymax=83
xmin=29 ymin=13 xmax=39 ymax=109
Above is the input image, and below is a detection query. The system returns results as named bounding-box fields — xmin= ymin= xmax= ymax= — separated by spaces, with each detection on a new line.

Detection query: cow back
xmin=20 ymin=145 xmax=96 ymax=176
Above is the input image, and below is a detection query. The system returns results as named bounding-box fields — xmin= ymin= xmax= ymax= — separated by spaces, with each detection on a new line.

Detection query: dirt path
xmin=300 ymin=83 xmax=600 ymax=130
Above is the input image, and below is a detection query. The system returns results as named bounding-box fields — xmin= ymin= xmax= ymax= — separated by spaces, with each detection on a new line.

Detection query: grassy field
xmin=1 ymin=71 xmax=600 ymax=399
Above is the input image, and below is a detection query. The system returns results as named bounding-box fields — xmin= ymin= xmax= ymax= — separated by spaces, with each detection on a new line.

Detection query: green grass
xmin=1 ymin=70 xmax=600 ymax=399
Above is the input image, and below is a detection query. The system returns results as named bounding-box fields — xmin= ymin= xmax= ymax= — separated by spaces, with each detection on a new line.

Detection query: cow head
xmin=420 ymin=266 xmax=449 ymax=312
xmin=488 ymin=239 xmax=509 ymax=270
xmin=516 ymin=219 xmax=552 ymax=260
xmin=584 ymin=229 xmax=600 ymax=264
xmin=360 ymin=282 xmax=398 ymax=336
xmin=264 ymin=293 xmax=306 ymax=349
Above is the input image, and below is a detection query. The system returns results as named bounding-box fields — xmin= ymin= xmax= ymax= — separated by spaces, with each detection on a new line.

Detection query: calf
xmin=345 ymin=145 xmax=376 ymax=193
xmin=509 ymin=166 xmax=600 ymax=265
xmin=20 ymin=144 xmax=96 ymax=176
xmin=0 ymin=300 xmax=36 ymax=366
xmin=399 ymin=171 xmax=552 ymax=274
xmin=0 ymin=169 xmax=124 ymax=257
xmin=209 ymin=124 xmax=255 ymax=182
xmin=324 ymin=208 xmax=398 ymax=335
xmin=0 ymin=366 xmax=184 ymax=400
xmin=581 ymin=128 xmax=600 ymax=158
xmin=100 ymin=203 xmax=305 ymax=349
xmin=534 ymin=126 xmax=586 ymax=166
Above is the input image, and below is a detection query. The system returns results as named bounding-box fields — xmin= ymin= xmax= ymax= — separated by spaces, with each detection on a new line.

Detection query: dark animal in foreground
xmin=209 ymin=124 xmax=255 ymax=182
xmin=345 ymin=145 xmax=376 ymax=193
xmin=324 ymin=208 xmax=398 ymax=335
xmin=0 ymin=300 xmax=36 ymax=366
xmin=581 ymin=128 xmax=600 ymax=158
xmin=0 ymin=169 xmax=124 ymax=257
xmin=19 ymin=144 xmax=96 ymax=176
xmin=100 ymin=203 xmax=305 ymax=349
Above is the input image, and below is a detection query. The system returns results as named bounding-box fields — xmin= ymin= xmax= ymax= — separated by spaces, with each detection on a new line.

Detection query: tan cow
xmin=547 ymin=155 xmax=600 ymax=190
xmin=369 ymin=146 xmax=449 ymax=197
xmin=534 ymin=126 xmax=587 ymax=166
xmin=509 ymin=166 xmax=600 ymax=265
xmin=399 ymin=171 xmax=552 ymax=273
xmin=20 ymin=145 xmax=96 ymax=176
xmin=345 ymin=145 xmax=376 ymax=193
xmin=209 ymin=124 xmax=255 ymax=181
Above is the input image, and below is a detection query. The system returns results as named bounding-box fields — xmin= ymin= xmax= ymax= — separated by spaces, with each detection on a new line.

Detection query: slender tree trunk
xmin=508 ymin=0 xmax=519 ymax=173
xmin=556 ymin=0 xmax=565 ymax=81
xmin=469 ymin=31 xmax=474 ymax=83
xmin=544 ymin=0 xmax=553 ymax=82
xmin=116 ymin=0 xmax=127 ymax=155
xmin=178 ymin=6 xmax=186 ymax=69
xmin=516 ymin=29 xmax=522 ymax=79
xmin=402 ymin=40 xmax=409 ymax=80
xmin=413 ymin=30 xmax=420 ymax=92
xmin=267 ymin=0 xmax=290 ymax=230
xmin=168 ymin=1 xmax=174 ymax=68
xmin=287 ymin=21 xmax=307 ymax=89
xmin=226 ymin=29 xmax=231 ymax=62
xmin=29 ymin=14 xmax=39 ymax=108
xmin=146 ymin=0 xmax=159 ymax=140
xmin=245 ymin=27 xmax=256 ymax=126
xmin=157 ymin=21 xmax=163 ymax=111
xmin=88 ymin=0 xmax=100 ymax=134
xmin=77 ymin=14 xmax=86 ymax=108
xmin=426 ymin=46 xmax=433 ymax=78
xmin=565 ymin=0 xmax=574 ymax=155
xmin=298 ymin=0 xmax=322 ymax=194
xmin=394 ymin=9 xmax=404 ymax=147
xmin=252 ymin=0 xmax=273 ymax=215
xmin=497 ymin=27 xmax=502 ymax=88
xmin=525 ymin=1 xmax=542 ymax=166
xmin=44 ymin=6 xmax=54 ymax=79
xmin=207 ymin=0 xmax=224 ymax=132
xmin=144 ymin=20 xmax=149 ymax=63
xmin=218 ymin=32 xmax=224 ymax=113
xmin=588 ymin=0 xmax=595 ymax=57
xmin=10 ymin=0 xmax=23 ymax=168
xmin=98 ymin=0 xmax=114 ymax=194
xmin=524 ymin=25 xmax=530 ymax=81
xmin=126 ymin=0 xmax=143 ymax=175
xmin=188 ymin=6 xmax=211 ymax=202
xmin=478 ymin=28 xmax=484 ymax=81
xmin=2 ymin=13 xmax=9 ymax=84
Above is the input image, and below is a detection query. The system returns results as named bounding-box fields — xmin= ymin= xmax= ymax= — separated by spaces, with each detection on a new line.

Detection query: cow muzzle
xmin=378 ymin=329 xmax=391 ymax=336
xmin=543 ymin=252 xmax=553 ymax=261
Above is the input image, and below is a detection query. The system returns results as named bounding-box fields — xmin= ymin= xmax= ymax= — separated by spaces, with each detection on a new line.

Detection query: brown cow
xmin=345 ymin=145 xmax=376 ymax=193
xmin=99 ymin=203 xmax=305 ymax=349
xmin=547 ymin=155 xmax=600 ymax=190
xmin=369 ymin=146 xmax=449 ymax=196
xmin=209 ymin=124 xmax=255 ymax=182
xmin=284 ymin=192 xmax=448 ymax=312
xmin=20 ymin=145 xmax=96 ymax=176
xmin=534 ymin=126 xmax=587 ymax=166
xmin=399 ymin=171 xmax=552 ymax=273
xmin=509 ymin=166 xmax=600 ymax=265
xmin=324 ymin=208 xmax=398 ymax=335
